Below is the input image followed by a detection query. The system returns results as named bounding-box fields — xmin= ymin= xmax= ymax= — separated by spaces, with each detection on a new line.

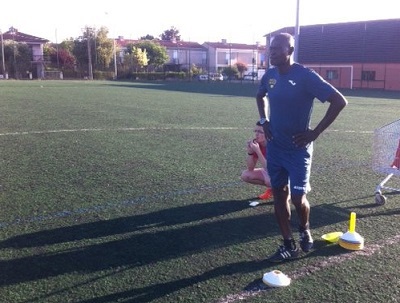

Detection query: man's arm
xmin=256 ymin=93 xmax=273 ymax=140
xmin=256 ymin=92 xmax=268 ymax=121
xmin=314 ymin=92 xmax=348 ymax=135
xmin=293 ymin=91 xmax=348 ymax=147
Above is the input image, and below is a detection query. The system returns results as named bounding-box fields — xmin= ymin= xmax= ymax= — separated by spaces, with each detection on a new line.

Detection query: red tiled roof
xmin=158 ymin=40 xmax=207 ymax=50
xmin=2 ymin=27 xmax=48 ymax=43
xmin=115 ymin=38 xmax=207 ymax=50
xmin=203 ymin=42 xmax=266 ymax=50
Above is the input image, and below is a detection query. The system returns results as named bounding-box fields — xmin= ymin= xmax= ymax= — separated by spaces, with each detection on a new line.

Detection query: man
xmin=256 ymin=33 xmax=348 ymax=262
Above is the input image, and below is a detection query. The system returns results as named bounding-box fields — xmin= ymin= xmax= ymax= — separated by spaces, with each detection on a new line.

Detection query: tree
xmin=131 ymin=40 xmax=168 ymax=70
xmin=57 ymin=48 xmax=76 ymax=69
xmin=72 ymin=26 xmax=97 ymax=73
xmin=222 ymin=65 xmax=239 ymax=80
xmin=60 ymin=39 xmax=75 ymax=54
xmin=55 ymin=40 xmax=77 ymax=69
xmin=160 ymin=26 xmax=180 ymax=41
xmin=44 ymin=43 xmax=76 ymax=69
xmin=43 ymin=43 xmax=57 ymax=67
xmin=123 ymin=46 xmax=148 ymax=73
xmin=95 ymin=27 xmax=115 ymax=70
xmin=235 ymin=62 xmax=248 ymax=78
xmin=72 ymin=26 xmax=115 ymax=77
xmin=140 ymin=34 xmax=155 ymax=40
xmin=2 ymin=40 xmax=32 ymax=78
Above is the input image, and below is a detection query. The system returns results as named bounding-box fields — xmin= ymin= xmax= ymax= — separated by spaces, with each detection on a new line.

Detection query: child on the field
xmin=241 ymin=121 xmax=273 ymax=200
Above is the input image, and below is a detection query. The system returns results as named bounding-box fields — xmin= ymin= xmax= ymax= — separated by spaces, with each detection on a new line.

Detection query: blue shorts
xmin=266 ymin=142 xmax=313 ymax=195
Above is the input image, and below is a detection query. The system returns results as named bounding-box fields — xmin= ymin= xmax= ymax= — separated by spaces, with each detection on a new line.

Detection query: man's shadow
xmin=0 ymin=198 xmax=276 ymax=287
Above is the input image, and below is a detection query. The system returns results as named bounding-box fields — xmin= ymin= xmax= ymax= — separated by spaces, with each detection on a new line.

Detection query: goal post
xmin=43 ymin=70 xmax=64 ymax=80
xmin=306 ymin=65 xmax=353 ymax=89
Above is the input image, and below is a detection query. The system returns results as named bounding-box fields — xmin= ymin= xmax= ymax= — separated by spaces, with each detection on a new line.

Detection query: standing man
xmin=256 ymin=33 xmax=348 ymax=262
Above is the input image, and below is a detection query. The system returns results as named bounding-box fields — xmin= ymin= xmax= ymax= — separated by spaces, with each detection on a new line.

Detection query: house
xmin=115 ymin=37 xmax=266 ymax=76
xmin=158 ymin=39 xmax=208 ymax=72
xmin=203 ymin=39 xmax=267 ymax=76
xmin=115 ymin=37 xmax=207 ymax=71
xmin=265 ymin=18 xmax=400 ymax=91
xmin=1 ymin=27 xmax=48 ymax=79
xmin=1 ymin=27 xmax=266 ymax=80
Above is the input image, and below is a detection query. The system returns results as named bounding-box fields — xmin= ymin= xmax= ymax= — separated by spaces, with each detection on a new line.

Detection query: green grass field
xmin=0 ymin=80 xmax=399 ymax=303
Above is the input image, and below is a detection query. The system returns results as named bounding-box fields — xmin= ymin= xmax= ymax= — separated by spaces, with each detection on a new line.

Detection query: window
xmin=173 ymin=50 xmax=178 ymax=64
xmin=202 ymin=52 xmax=207 ymax=65
xmin=362 ymin=71 xmax=376 ymax=81
xmin=326 ymin=70 xmax=338 ymax=80
xmin=260 ymin=53 xmax=266 ymax=67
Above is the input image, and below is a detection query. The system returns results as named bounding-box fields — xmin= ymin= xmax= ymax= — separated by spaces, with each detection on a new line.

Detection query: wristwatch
xmin=259 ymin=117 xmax=267 ymax=125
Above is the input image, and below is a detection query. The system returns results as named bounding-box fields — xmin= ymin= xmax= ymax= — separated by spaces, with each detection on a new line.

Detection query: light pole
xmin=229 ymin=43 xmax=232 ymax=81
xmin=0 ymin=30 xmax=5 ymax=77
xmin=104 ymin=12 xmax=118 ymax=79
xmin=294 ymin=0 xmax=300 ymax=62
xmin=55 ymin=29 xmax=60 ymax=69
xmin=113 ymin=38 xmax=117 ymax=79
xmin=177 ymin=42 xmax=180 ymax=66
xmin=10 ymin=27 xmax=17 ymax=79
xmin=188 ymin=46 xmax=191 ymax=81
xmin=86 ymin=27 xmax=93 ymax=80
xmin=252 ymin=46 xmax=255 ymax=82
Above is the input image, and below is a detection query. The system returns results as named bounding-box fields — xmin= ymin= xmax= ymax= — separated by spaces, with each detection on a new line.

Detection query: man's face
xmin=269 ymin=37 xmax=291 ymax=66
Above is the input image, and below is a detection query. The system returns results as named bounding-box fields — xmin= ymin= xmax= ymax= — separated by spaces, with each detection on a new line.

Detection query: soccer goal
xmin=306 ymin=65 xmax=353 ymax=89
xmin=43 ymin=70 xmax=64 ymax=80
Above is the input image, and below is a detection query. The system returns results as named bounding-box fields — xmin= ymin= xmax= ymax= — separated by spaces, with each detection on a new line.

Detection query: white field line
xmin=0 ymin=182 xmax=243 ymax=229
xmin=0 ymin=128 xmax=373 ymax=137
xmin=213 ymin=234 xmax=400 ymax=303
xmin=0 ymin=127 xmax=242 ymax=136
xmin=0 ymin=126 xmax=370 ymax=226
xmin=327 ymin=129 xmax=373 ymax=134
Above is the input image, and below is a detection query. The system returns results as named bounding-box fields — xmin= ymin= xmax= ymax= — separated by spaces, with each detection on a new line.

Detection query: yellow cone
xmin=339 ymin=212 xmax=364 ymax=251
xmin=349 ymin=212 xmax=356 ymax=232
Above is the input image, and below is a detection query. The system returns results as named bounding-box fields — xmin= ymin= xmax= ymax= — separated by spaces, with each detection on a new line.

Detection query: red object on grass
xmin=391 ymin=139 xmax=400 ymax=169
xmin=258 ymin=188 xmax=273 ymax=200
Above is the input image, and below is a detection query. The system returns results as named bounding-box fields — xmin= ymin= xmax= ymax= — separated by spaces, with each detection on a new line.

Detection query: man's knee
xmin=291 ymin=194 xmax=307 ymax=206
xmin=272 ymin=186 xmax=290 ymax=203
xmin=272 ymin=185 xmax=289 ymax=195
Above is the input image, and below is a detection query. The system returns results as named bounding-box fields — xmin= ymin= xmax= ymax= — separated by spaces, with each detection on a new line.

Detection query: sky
xmin=1 ymin=0 xmax=399 ymax=44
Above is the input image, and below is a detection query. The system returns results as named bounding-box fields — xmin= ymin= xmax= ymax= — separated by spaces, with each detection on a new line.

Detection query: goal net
xmin=44 ymin=70 xmax=63 ymax=80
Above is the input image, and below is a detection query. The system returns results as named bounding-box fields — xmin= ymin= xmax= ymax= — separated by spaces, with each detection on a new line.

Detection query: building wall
xmin=166 ymin=48 xmax=206 ymax=67
xmin=305 ymin=65 xmax=353 ymax=89
xmin=306 ymin=63 xmax=400 ymax=91
xmin=31 ymin=44 xmax=45 ymax=78
xmin=208 ymin=48 xmax=264 ymax=73
xmin=207 ymin=46 xmax=216 ymax=71
xmin=385 ymin=64 xmax=400 ymax=91
xmin=268 ymin=19 xmax=400 ymax=91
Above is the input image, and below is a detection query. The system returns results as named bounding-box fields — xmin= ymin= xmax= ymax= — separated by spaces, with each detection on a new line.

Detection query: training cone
xmin=338 ymin=212 xmax=364 ymax=250
xmin=321 ymin=231 xmax=343 ymax=243
xmin=262 ymin=270 xmax=291 ymax=287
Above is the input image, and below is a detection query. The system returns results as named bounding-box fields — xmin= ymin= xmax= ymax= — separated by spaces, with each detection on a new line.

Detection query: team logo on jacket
xmin=269 ymin=78 xmax=277 ymax=89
